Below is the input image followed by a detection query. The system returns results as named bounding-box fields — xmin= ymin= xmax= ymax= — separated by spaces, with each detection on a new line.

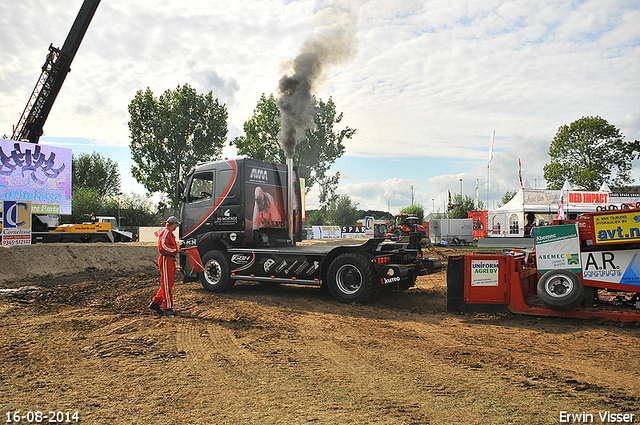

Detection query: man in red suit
xmin=149 ymin=216 xmax=184 ymax=316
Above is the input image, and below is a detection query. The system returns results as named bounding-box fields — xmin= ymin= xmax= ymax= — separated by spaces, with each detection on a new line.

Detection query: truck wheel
xmin=327 ymin=253 xmax=376 ymax=303
xmin=199 ymin=251 xmax=234 ymax=292
xmin=536 ymin=269 xmax=584 ymax=311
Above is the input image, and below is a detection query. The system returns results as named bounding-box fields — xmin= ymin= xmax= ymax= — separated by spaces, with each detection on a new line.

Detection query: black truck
xmin=177 ymin=158 xmax=441 ymax=303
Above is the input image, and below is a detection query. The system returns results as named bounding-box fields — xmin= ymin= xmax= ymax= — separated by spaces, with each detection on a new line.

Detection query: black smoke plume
xmin=277 ymin=11 xmax=356 ymax=159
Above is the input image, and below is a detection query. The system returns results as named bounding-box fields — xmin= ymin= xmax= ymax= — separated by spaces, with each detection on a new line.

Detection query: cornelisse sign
xmin=2 ymin=200 xmax=32 ymax=246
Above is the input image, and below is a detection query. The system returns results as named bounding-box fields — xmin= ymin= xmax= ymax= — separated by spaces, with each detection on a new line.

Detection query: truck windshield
xmin=188 ymin=172 xmax=214 ymax=202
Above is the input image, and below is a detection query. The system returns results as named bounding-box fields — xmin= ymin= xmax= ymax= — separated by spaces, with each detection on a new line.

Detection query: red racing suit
xmin=153 ymin=226 xmax=179 ymax=310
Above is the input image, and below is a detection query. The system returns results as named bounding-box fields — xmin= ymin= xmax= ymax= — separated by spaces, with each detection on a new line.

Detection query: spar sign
xmin=534 ymin=224 xmax=581 ymax=274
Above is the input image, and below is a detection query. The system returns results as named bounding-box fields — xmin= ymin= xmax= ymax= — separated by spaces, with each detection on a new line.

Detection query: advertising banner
xmin=2 ymin=200 xmax=32 ymax=246
xmin=581 ymin=249 xmax=640 ymax=286
xmin=0 ymin=139 xmax=72 ymax=214
xmin=341 ymin=225 xmax=366 ymax=238
xmin=591 ymin=211 xmax=640 ymax=245
xmin=534 ymin=224 xmax=581 ymax=273
xmin=364 ymin=216 xmax=374 ymax=239
xmin=312 ymin=225 xmax=341 ymax=239
xmin=471 ymin=259 xmax=499 ymax=286
xmin=566 ymin=191 xmax=608 ymax=205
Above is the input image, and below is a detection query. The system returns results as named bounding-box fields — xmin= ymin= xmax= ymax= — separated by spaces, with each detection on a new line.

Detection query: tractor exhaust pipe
xmin=287 ymin=157 xmax=295 ymax=246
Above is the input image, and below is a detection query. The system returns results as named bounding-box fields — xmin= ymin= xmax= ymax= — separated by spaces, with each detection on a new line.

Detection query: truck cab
xmin=178 ymin=158 xmax=302 ymax=251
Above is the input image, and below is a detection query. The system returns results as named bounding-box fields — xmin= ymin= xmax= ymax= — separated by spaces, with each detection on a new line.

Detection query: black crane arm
xmin=11 ymin=0 xmax=101 ymax=144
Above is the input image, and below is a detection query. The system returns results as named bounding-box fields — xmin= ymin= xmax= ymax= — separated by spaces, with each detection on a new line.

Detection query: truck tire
xmin=326 ymin=252 xmax=376 ymax=303
xmin=199 ymin=251 xmax=234 ymax=292
xmin=536 ymin=269 xmax=584 ymax=311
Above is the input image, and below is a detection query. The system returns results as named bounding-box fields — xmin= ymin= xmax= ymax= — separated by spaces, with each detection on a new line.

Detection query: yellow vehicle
xmin=41 ymin=216 xmax=132 ymax=243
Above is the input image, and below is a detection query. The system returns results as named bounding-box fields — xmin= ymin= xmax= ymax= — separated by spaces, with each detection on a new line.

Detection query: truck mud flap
xmin=379 ymin=264 xmax=411 ymax=286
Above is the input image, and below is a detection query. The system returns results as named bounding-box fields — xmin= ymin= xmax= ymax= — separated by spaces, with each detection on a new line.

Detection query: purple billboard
xmin=0 ymin=139 xmax=72 ymax=214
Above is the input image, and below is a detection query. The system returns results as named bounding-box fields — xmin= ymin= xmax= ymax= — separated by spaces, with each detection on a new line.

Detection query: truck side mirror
xmin=177 ymin=181 xmax=185 ymax=202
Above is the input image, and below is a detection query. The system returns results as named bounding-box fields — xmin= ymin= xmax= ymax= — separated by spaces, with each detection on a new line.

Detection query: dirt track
xmin=1 ymin=243 xmax=639 ymax=425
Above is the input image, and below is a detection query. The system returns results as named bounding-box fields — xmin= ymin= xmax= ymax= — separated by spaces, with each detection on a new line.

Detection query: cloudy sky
xmin=1 ymin=0 xmax=639 ymax=214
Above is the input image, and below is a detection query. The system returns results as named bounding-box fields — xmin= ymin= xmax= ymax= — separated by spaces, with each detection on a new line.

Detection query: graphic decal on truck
xmin=263 ymin=258 xmax=276 ymax=273
xmin=214 ymin=209 xmax=239 ymax=226
xmin=230 ymin=252 xmax=255 ymax=272
xmin=183 ymin=159 xmax=237 ymax=238
xmin=231 ymin=253 xmax=253 ymax=265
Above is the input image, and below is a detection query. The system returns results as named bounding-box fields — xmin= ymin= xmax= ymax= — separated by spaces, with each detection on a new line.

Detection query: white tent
xmin=487 ymin=187 xmax=608 ymax=238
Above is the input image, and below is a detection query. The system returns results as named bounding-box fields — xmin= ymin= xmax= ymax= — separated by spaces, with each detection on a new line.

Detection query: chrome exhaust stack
xmin=287 ymin=157 xmax=295 ymax=246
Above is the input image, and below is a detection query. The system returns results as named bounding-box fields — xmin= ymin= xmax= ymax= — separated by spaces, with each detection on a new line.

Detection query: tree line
xmin=72 ymin=82 xmax=639 ymax=227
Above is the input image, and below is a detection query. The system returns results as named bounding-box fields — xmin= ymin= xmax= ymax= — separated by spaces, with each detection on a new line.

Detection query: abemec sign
xmin=2 ymin=200 xmax=32 ymax=246
xmin=534 ymin=224 xmax=581 ymax=274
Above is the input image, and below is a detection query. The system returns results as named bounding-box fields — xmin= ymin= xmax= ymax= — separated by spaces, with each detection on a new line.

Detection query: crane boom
xmin=11 ymin=0 xmax=101 ymax=144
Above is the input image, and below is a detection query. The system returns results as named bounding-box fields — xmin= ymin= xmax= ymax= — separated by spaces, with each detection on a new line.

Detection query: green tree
xmin=231 ymin=94 xmax=355 ymax=206
xmin=61 ymin=189 xmax=160 ymax=227
xmin=359 ymin=209 xmax=393 ymax=221
xmin=72 ymin=152 xmax=121 ymax=197
xmin=325 ymin=194 xmax=359 ymax=225
xmin=61 ymin=187 xmax=103 ymax=224
xmin=543 ymin=116 xmax=640 ymax=190
xmin=230 ymin=93 xmax=282 ymax=162
xmin=399 ymin=204 xmax=425 ymax=222
xmin=102 ymin=193 xmax=159 ymax=227
xmin=498 ymin=190 xmax=517 ymax=208
xmin=449 ymin=195 xmax=477 ymax=219
xmin=306 ymin=209 xmax=325 ymax=225
xmin=128 ymin=84 xmax=228 ymax=209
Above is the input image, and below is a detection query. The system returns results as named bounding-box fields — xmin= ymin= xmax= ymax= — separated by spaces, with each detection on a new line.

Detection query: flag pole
xmin=487 ymin=129 xmax=495 ymax=210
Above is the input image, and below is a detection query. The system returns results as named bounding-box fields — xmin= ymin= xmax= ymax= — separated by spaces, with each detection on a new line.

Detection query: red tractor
xmin=388 ymin=214 xmax=427 ymax=240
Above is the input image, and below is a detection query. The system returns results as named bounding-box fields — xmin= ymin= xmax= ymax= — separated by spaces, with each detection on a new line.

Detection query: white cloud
xmin=2 ymin=0 xmax=639 ymax=212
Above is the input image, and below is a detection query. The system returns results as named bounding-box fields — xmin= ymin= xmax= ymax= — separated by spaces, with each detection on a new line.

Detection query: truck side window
xmin=188 ymin=172 xmax=214 ymax=202
xmin=217 ymin=169 xmax=235 ymax=198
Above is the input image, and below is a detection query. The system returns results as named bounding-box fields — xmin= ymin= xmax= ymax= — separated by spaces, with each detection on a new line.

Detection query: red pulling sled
xmin=448 ymin=208 xmax=640 ymax=322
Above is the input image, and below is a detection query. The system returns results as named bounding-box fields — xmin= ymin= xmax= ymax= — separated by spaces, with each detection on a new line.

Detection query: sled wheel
xmin=536 ymin=269 xmax=584 ymax=311
xmin=327 ymin=252 xmax=376 ymax=303
xmin=199 ymin=250 xmax=233 ymax=292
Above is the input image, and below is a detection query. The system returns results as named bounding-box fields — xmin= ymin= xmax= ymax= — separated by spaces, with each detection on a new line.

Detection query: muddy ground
xmin=1 ymin=242 xmax=639 ymax=425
